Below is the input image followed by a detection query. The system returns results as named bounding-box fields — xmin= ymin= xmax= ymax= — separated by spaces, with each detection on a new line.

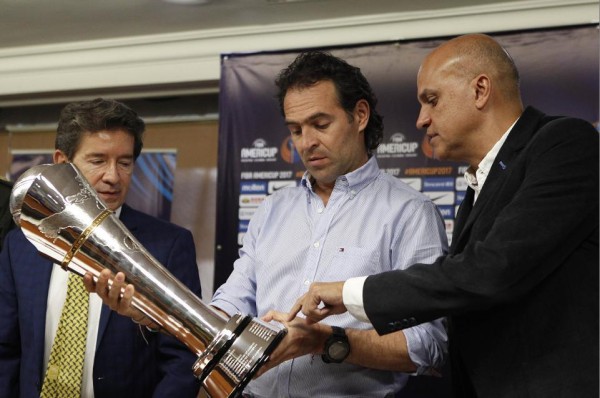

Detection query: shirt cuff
xmin=342 ymin=276 xmax=371 ymax=324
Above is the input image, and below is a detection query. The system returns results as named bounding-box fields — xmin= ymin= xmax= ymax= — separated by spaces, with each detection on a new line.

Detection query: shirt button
xmin=317 ymin=207 xmax=323 ymax=214
xmin=350 ymin=190 xmax=356 ymax=195
xmin=304 ymin=279 xmax=310 ymax=285
xmin=313 ymin=241 xmax=320 ymax=248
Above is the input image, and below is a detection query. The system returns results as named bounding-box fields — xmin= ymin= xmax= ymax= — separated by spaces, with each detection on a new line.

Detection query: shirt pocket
xmin=326 ymin=246 xmax=382 ymax=280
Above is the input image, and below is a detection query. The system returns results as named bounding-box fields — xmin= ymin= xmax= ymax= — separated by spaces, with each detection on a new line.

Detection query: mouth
xmin=98 ymin=191 xmax=120 ymax=201
xmin=427 ymin=133 xmax=438 ymax=145
xmin=306 ymin=155 xmax=328 ymax=168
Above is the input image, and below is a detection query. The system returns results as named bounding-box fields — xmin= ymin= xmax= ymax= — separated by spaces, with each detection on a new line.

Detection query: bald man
xmin=291 ymin=34 xmax=598 ymax=398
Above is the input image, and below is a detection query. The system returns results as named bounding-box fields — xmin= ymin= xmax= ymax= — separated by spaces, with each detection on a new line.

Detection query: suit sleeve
xmin=364 ymin=118 xmax=599 ymax=335
xmin=0 ymin=231 xmax=22 ymax=397
xmin=152 ymin=228 xmax=202 ymax=397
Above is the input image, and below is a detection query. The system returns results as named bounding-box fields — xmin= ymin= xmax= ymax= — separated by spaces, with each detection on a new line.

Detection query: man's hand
xmin=254 ymin=310 xmax=329 ymax=378
xmin=286 ymin=281 xmax=346 ymax=324
xmin=83 ymin=269 xmax=159 ymax=330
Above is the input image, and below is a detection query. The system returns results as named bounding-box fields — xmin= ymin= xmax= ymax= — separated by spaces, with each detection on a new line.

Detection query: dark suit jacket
xmin=363 ymin=107 xmax=599 ymax=398
xmin=0 ymin=204 xmax=202 ymax=398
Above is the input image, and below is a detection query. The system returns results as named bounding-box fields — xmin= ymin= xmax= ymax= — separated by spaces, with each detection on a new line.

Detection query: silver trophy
xmin=10 ymin=163 xmax=286 ymax=398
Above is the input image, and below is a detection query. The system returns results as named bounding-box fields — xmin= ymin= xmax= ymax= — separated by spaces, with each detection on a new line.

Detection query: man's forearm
xmin=344 ymin=329 xmax=417 ymax=372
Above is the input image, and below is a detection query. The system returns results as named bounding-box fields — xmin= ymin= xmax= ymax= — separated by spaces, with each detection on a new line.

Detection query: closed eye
xmin=314 ymin=122 xmax=331 ymax=130
xmin=427 ymin=96 xmax=438 ymax=106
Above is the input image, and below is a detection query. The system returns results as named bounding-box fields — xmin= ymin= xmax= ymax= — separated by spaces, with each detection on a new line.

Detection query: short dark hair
xmin=56 ymin=98 xmax=145 ymax=160
xmin=275 ymin=51 xmax=384 ymax=155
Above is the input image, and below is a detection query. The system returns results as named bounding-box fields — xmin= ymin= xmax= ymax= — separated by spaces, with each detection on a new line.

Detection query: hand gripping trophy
xmin=10 ymin=163 xmax=286 ymax=398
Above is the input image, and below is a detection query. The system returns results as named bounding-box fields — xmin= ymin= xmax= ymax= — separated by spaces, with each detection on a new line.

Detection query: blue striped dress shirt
xmin=211 ymin=156 xmax=448 ymax=397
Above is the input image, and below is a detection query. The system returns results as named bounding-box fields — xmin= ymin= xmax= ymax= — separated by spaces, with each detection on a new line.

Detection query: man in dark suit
xmin=0 ymin=98 xmax=202 ymax=397
xmin=289 ymin=34 xmax=599 ymax=397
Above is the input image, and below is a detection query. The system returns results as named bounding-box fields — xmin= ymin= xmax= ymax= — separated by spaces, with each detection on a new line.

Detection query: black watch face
xmin=328 ymin=340 xmax=349 ymax=360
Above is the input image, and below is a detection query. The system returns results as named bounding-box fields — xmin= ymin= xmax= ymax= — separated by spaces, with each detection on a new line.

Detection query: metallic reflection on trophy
xmin=10 ymin=163 xmax=286 ymax=398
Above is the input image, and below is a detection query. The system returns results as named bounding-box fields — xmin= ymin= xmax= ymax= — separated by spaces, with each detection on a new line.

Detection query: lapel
xmin=96 ymin=205 xmax=140 ymax=349
xmin=450 ymin=188 xmax=474 ymax=253
xmin=450 ymin=107 xmax=545 ymax=251
xmin=33 ymin=257 xmax=54 ymax=371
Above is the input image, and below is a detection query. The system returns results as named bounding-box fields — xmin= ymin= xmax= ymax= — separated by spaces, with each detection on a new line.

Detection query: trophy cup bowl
xmin=10 ymin=163 xmax=286 ymax=398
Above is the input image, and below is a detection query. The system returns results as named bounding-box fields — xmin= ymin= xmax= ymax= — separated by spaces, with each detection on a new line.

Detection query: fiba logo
xmin=253 ymin=139 xmax=267 ymax=148
xmin=390 ymin=133 xmax=406 ymax=143
xmin=280 ymin=136 xmax=302 ymax=164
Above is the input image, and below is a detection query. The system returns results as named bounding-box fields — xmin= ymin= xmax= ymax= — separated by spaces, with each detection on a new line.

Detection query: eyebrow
xmin=418 ymin=89 xmax=436 ymax=102
xmin=83 ymin=153 xmax=134 ymax=159
xmin=284 ymin=112 xmax=332 ymax=127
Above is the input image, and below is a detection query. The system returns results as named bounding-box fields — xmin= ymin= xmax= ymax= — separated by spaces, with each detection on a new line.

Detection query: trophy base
xmin=195 ymin=318 xmax=286 ymax=398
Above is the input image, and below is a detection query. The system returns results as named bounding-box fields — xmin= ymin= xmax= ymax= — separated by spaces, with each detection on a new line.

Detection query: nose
xmin=101 ymin=162 xmax=120 ymax=184
xmin=297 ymin=128 xmax=320 ymax=152
xmin=416 ymin=107 xmax=431 ymax=130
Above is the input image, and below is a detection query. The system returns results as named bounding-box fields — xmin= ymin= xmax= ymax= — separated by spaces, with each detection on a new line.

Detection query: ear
xmin=53 ymin=149 xmax=68 ymax=164
xmin=354 ymin=99 xmax=370 ymax=132
xmin=472 ymin=74 xmax=491 ymax=110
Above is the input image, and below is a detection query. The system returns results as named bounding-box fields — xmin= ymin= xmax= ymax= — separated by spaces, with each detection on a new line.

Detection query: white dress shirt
xmin=43 ymin=207 xmax=121 ymax=398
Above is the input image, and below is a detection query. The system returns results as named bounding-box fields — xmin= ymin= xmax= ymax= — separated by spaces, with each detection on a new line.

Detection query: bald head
xmin=423 ymin=34 xmax=521 ymax=102
xmin=416 ymin=34 xmax=524 ymax=166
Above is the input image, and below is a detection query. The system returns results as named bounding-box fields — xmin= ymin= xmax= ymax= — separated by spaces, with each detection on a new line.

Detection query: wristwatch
xmin=321 ymin=326 xmax=350 ymax=363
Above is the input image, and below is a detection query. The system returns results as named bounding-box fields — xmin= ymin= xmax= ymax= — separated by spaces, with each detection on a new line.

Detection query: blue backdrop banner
xmin=216 ymin=25 xmax=599 ymax=292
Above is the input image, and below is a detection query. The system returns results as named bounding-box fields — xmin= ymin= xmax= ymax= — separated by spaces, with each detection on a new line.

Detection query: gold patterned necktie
xmin=41 ymin=272 xmax=89 ymax=397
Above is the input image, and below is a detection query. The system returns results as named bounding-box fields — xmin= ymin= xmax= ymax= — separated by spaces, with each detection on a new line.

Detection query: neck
xmin=313 ymin=179 xmax=334 ymax=207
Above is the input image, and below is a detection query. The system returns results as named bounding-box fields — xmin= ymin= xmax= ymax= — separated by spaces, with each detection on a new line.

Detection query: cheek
xmin=79 ymin=169 xmax=103 ymax=187
xmin=119 ymin=173 xmax=132 ymax=186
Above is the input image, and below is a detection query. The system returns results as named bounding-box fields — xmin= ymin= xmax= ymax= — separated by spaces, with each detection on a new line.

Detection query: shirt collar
xmin=464 ymin=119 xmax=517 ymax=197
xmin=301 ymin=155 xmax=380 ymax=196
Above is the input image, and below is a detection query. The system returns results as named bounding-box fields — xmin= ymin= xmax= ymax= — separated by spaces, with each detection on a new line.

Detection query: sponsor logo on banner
xmin=423 ymin=177 xmax=454 ymax=191
xmin=239 ymin=207 xmax=256 ymax=221
xmin=241 ymin=138 xmax=278 ymax=163
xmin=399 ymin=178 xmax=422 ymax=191
xmin=377 ymin=132 xmax=419 ymax=158
xmin=239 ymin=220 xmax=249 ymax=233
xmin=268 ymin=180 xmax=297 ymax=194
xmin=436 ymin=205 xmax=455 ymax=219
xmin=424 ymin=191 xmax=455 ymax=206
xmin=239 ymin=194 xmax=266 ymax=207
xmin=280 ymin=137 xmax=302 ymax=164
xmin=241 ymin=170 xmax=295 ymax=180
xmin=404 ymin=167 xmax=453 ymax=176
xmin=456 ymin=190 xmax=466 ymax=205
xmin=240 ymin=181 xmax=267 ymax=194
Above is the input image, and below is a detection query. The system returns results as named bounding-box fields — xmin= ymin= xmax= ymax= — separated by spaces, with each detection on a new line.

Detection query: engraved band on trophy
xmin=10 ymin=163 xmax=286 ymax=398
